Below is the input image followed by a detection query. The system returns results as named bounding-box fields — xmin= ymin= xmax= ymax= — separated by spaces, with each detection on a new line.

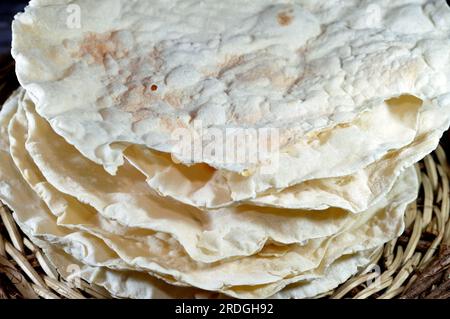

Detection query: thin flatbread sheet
xmin=12 ymin=0 xmax=450 ymax=176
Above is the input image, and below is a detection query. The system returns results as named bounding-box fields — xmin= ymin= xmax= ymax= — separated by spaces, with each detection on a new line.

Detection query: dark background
xmin=0 ymin=1 xmax=28 ymax=54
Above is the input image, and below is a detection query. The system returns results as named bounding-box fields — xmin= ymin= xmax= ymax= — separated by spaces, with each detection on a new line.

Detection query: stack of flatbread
xmin=1 ymin=0 xmax=450 ymax=298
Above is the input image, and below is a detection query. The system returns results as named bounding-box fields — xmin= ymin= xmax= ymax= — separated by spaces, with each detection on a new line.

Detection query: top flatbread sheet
xmin=12 ymin=0 xmax=450 ymax=175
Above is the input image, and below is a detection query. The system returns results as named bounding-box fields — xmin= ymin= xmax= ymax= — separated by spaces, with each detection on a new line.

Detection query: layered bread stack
xmin=1 ymin=0 xmax=449 ymax=298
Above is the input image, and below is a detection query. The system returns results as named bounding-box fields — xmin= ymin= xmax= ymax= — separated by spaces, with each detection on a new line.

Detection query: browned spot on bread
xmin=75 ymin=32 xmax=128 ymax=65
xmin=236 ymin=64 xmax=296 ymax=90
xmin=203 ymin=54 xmax=245 ymax=77
xmin=148 ymin=47 xmax=164 ymax=72
xmin=119 ymin=85 xmax=148 ymax=112
xmin=219 ymin=55 xmax=245 ymax=73
xmin=163 ymin=91 xmax=184 ymax=109
xmin=158 ymin=115 xmax=189 ymax=132
xmin=119 ymin=83 xmax=187 ymax=122
xmin=132 ymin=108 xmax=153 ymax=123
xmin=277 ymin=11 xmax=293 ymax=26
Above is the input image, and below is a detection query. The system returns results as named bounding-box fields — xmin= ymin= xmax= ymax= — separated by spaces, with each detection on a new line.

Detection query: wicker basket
xmin=0 ymin=56 xmax=449 ymax=299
